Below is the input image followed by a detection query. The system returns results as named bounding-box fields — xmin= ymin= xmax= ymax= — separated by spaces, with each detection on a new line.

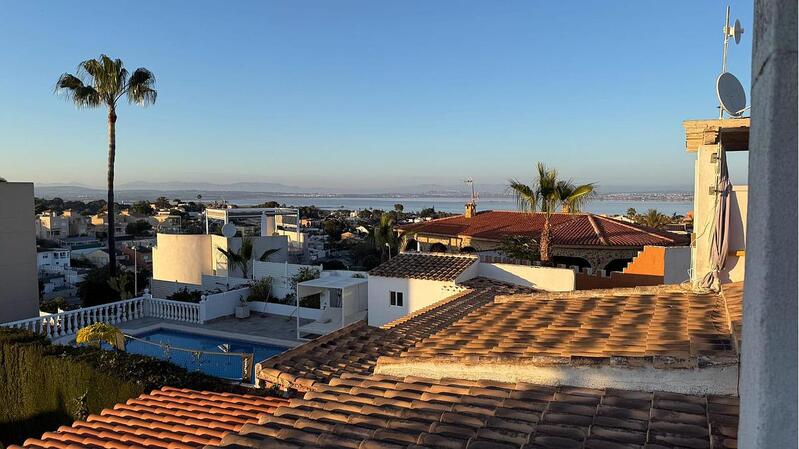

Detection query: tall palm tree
xmin=508 ymin=163 xmax=595 ymax=265
xmin=217 ymin=237 xmax=281 ymax=279
xmin=55 ymin=55 xmax=156 ymax=277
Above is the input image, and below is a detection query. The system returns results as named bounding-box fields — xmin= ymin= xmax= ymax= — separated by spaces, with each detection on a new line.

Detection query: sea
xmin=229 ymin=196 xmax=692 ymax=216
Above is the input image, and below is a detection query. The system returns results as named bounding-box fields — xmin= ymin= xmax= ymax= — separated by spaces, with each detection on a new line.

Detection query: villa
xmin=397 ymin=205 xmax=690 ymax=275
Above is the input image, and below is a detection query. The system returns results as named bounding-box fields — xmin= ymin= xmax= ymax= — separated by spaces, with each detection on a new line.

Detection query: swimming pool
xmin=124 ymin=328 xmax=287 ymax=382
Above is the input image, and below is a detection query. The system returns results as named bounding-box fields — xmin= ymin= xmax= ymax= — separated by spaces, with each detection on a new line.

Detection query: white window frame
xmin=389 ymin=291 xmax=404 ymax=307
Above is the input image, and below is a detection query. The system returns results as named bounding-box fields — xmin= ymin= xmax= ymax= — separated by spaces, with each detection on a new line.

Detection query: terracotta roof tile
xmin=212 ymin=373 xmax=738 ymax=449
xmin=369 ymin=253 xmax=478 ymax=281
xmin=398 ymin=211 xmax=688 ymax=247
xmin=395 ymin=285 xmax=737 ymax=365
xmin=11 ymin=387 xmax=288 ymax=449
xmin=256 ymin=279 xmax=534 ymax=391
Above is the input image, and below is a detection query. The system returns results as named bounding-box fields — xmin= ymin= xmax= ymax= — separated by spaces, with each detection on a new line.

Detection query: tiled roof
xmin=13 ymin=387 xmax=288 ymax=449
xmin=257 ymin=279 xmax=534 ymax=392
xmin=398 ymin=285 xmax=737 ymax=365
xmin=721 ymin=282 xmax=744 ymax=351
xmin=369 ymin=253 xmax=478 ymax=281
xmin=220 ymin=283 xmax=740 ymax=449
xmin=217 ymin=372 xmax=739 ymax=449
xmin=398 ymin=211 xmax=689 ymax=247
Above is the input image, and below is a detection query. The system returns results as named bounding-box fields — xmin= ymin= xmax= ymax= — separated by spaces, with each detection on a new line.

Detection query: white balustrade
xmin=0 ymin=290 xmax=203 ymax=340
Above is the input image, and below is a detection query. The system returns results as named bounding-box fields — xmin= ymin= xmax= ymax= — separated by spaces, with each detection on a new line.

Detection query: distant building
xmin=398 ymin=205 xmax=689 ymax=273
xmin=36 ymin=247 xmax=71 ymax=273
xmin=0 ymin=182 xmax=39 ymax=322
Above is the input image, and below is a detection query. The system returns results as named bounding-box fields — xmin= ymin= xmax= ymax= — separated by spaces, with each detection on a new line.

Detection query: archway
xmin=429 ymin=242 xmax=447 ymax=253
xmin=404 ymin=239 xmax=419 ymax=251
xmin=604 ymin=258 xmax=634 ymax=274
xmin=552 ymin=256 xmax=591 ymax=270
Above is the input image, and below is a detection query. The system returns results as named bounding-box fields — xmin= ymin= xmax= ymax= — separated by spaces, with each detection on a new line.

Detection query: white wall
xmin=476 ymin=263 xmax=575 ymax=291
xmin=368 ymin=276 xmax=463 ymax=327
xmin=663 ymin=246 xmax=692 ymax=285
xmin=252 ymin=261 xmax=322 ymax=299
xmin=202 ymin=287 xmax=250 ymax=321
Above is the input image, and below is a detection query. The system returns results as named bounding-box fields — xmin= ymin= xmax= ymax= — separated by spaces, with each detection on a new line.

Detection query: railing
xmin=1 ymin=298 xmax=146 ymax=339
xmin=146 ymin=297 xmax=202 ymax=323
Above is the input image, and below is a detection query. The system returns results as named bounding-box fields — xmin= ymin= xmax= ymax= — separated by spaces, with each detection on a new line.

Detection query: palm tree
xmin=368 ymin=213 xmax=398 ymax=261
xmin=217 ymin=237 xmax=281 ymax=279
xmin=76 ymin=322 xmax=125 ymax=350
xmin=508 ymin=163 xmax=595 ymax=265
xmin=56 ymin=55 xmax=157 ymax=277
xmin=636 ymin=209 xmax=671 ymax=229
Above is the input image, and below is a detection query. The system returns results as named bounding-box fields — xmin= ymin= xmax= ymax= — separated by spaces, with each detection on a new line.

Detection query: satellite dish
xmin=733 ymin=19 xmax=744 ymax=44
xmin=221 ymin=222 xmax=236 ymax=238
xmin=716 ymin=72 xmax=746 ymax=117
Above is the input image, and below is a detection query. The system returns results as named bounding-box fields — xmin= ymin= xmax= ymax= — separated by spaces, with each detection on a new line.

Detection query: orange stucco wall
xmin=623 ymin=246 xmax=666 ymax=276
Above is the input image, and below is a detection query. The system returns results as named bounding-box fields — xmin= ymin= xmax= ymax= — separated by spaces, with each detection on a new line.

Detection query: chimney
xmin=464 ymin=202 xmax=476 ymax=218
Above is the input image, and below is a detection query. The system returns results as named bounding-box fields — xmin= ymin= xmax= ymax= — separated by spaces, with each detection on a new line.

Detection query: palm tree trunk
xmin=540 ymin=215 xmax=552 ymax=265
xmin=107 ymin=106 xmax=117 ymax=277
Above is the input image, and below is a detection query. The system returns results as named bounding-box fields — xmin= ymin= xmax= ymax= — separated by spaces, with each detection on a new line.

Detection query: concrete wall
xmin=367 ymin=276 xmax=463 ymax=327
xmin=202 ymin=287 xmax=250 ymax=321
xmin=152 ymin=234 xmax=213 ymax=284
xmin=721 ymin=187 xmax=747 ymax=283
xmin=476 ymin=263 xmax=575 ymax=291
xmin=252 ymin=261 xmax=322 ymax=300
xmin=663 ymin=246 xmax=691 ymax=285
xmin=0 ymin=183 xmax=39 ymax=323
xmin=739 ymin=1 xmax=798 ymax=446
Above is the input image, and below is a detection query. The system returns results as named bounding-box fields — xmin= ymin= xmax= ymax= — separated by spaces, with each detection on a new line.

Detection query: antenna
xmin=718 ymin=5 xmax=746 ymax=118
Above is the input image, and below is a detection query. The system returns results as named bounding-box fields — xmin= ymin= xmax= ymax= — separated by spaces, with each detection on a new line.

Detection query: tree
xmin=216 ymin=237 xmax=280 ymax=279
xmin=56 ymin=55 xmax=156 ymax=278
xmin=419 ymin=207 xmax=436 ymax=218
xmin=153 ymin=196 xmax=171 ymax=209
xmin=126 ymin=220 xmax=152 ymax=236
xmin=635 ymin=209 xmax=671 ymax=229
xmin=131 ymin=200 xmax=154 ymax=216
xmin=76 ymin=322 xmax=125 ymax=350
xmin=626 ymin=207 xmax=638 ymax=218
xmin=323 ymin=219 xmax=346 ymax=241
xmin=394 ymin=203 xmax=404 ymax=213
xmin=508 ymin=163 xmax=595 ymax=265
xmin=368 ymin=213 xmax=398 ymax=261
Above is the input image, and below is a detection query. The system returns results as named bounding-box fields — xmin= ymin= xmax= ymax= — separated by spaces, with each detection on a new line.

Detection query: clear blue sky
xmin=0 ymin=1 xmax=753 ymax=192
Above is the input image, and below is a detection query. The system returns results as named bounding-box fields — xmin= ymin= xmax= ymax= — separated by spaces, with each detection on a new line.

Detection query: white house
xmin=36 ymin=247 xmax=71 ymax=273
xmin=367 ymin=252 xmax=577 ymax=327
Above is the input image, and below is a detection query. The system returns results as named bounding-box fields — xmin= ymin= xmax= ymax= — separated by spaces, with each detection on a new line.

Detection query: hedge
xmin=0 ymin=328 xmax=232 ymax=446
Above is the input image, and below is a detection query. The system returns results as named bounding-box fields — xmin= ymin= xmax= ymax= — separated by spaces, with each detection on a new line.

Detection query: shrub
xmin=0 ymin=328 xmax=230 ymax=446
xmin=39 ymin=297 xmax=68 ymax=314
xmin=247 ymin=277 xmax=272 ymax=302
xmin=166 ymin=287 xmax=204 ymax=303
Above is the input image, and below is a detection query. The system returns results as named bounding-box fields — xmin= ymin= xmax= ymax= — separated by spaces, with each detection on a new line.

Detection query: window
xmin=389 ymin=291 xmax=404 ymax=307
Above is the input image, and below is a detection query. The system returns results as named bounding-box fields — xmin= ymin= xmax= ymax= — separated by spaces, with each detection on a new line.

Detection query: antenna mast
xmin=464 ymin=178 xmax=478 ymax=205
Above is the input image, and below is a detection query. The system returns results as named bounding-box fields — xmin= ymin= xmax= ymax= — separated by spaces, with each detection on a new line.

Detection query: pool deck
xmin=118 ymin=313 xmax=311 ymax=349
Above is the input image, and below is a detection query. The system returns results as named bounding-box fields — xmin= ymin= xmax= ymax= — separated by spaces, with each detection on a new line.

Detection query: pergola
xmin=296 ymin=276 xmax=368 ymax=339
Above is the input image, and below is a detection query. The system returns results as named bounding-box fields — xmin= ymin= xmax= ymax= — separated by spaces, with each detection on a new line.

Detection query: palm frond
xmin=127 ymin=68 xmax=157 ymax=105
xmin=258 ymin=248 xmax=281 ymax=262
xmin=508 ymin=179 xmax=537 ymax=212
xmin=55 ymin=74 xmax=101 ymax=107
xmin=563 ymin=183 xmax=594 ymax=212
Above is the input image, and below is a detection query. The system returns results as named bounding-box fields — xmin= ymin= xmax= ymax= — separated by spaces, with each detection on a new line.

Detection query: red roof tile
xmin=399 ymin=211 xmax=688 ymax=247
xmin=11 ymin=387 xmax=288 ymax=449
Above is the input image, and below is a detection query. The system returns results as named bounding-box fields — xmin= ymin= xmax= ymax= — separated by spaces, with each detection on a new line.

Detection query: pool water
xmin=124 ymin=329 xmax=287 ymax=381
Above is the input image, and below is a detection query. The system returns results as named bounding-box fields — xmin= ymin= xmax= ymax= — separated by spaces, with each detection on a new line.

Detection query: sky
xmin=0 ymin=1 xmax=753 ymax=192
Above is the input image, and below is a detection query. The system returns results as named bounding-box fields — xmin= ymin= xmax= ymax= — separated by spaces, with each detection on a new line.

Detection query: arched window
xmin=429 ymin=242 xmax=448 ymax=253
xmin=460 ymin=246 xmax=477 ymax=254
